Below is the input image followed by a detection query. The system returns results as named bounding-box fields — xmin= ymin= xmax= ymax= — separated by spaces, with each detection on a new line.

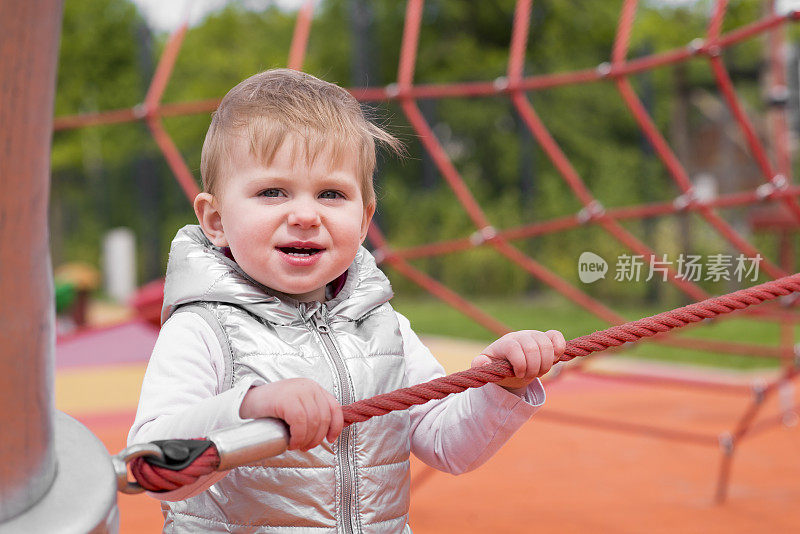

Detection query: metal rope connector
xmin=112 ymin=442 xmax=165 ymax=494
xmin=469 ymin=226 xmax=497 ymax=246
xmin=673 ymin=188 xmax=697 ymax=211
xmin=132 ymin=103 xmax=150 ymax=120
xmin=146 ymin=439 xmax=214 ymax=471
xmin=596 ymin=62 xmax=612 ymax=78
xmin=385 ymin=83 xmax=400 ymax=99
xmin=756 ymin=174 xmax=788 ymax=200
xmin=493 ymin=76 xmax=509 ymax=92
xmin=687 ymin=38 xmax=705 ymax=55
xmin=771 ymin=173 xmax=788 ymax=190
xmin=705 ymin=44 xmax=722 ymax=57
xmin=755 ymin=182 xmax=774 ymax=200
xmin=577 ymin=201 xmax=605 ymax=224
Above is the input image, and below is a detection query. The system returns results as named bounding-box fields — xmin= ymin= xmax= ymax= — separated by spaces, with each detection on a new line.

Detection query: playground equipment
xmin=116 ymin=273 xmax=800 ymax=496
xmin=0 ymin=1 xmax=117 ymax=532
xmin=60 ymin=0 xmax=798 ymax=502
xmin=3 ymin=0 xmax=800 ymax=531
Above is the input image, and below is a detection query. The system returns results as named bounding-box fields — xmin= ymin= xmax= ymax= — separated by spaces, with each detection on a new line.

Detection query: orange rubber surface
xmin=59 ymin=351 xmax=800 ymax=532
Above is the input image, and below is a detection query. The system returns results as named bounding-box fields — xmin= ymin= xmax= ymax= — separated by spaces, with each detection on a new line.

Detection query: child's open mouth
xmin=277 ymin=246 xmax=323 ymax=257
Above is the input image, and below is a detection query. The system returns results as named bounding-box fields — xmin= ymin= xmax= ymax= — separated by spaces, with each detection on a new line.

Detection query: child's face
xmin=196 ymin=134 xmax=374 ymax=302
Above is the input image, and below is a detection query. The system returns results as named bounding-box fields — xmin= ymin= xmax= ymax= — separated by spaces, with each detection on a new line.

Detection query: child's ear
xmin=360 ymin=202 xmax=376 ymax=243
xmin=194 ymin=192 xmax=229 ymax=247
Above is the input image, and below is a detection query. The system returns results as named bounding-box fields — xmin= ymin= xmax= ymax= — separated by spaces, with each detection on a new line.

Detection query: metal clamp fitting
xmin=132 ymin=103 xmax=149 ymax=120
xmin=673 ymin=188 xmax=697 ymax=211
xmin=757 ymin=174 xmax=789 ymax=200
xmin=771 ymin=174 xmax=788 ymax=190
xmin=493 ymin=76 xmax=509 ymax=92
xmin=687 ymin=38 xmax=705 ymax=55
xmin=577 ymin=201 xmax=605 ymax=224
xmin=208 ymin=418 xmax=290 ymax=471
xmin=385 ymin=83 xmax=400 ymax=98
xmin=147 ymin=439 xmax=214 ymax=470
xmin=596 ymin=62 xmax=612 ymax=78
xmin=469 ymin=226 xmax=497 ymax=246
xmin=756 ymin=182 xmax=775 ymax=200
xmin=112 ymin=442 xmax=165 ymax=494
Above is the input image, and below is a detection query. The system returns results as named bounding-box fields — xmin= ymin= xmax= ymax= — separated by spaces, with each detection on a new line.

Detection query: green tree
xmin=52 ymin=0 xmax=780 ymax=300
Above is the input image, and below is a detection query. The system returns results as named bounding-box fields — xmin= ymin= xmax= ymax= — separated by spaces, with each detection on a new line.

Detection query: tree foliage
xmin=52 ymin=0 xmax=782 ymax=300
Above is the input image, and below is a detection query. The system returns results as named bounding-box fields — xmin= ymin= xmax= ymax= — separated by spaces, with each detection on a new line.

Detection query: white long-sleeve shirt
xmin=128 ymin=311 xmax=545 ymax=501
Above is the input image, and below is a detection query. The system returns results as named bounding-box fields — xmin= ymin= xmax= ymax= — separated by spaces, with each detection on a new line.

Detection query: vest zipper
xmin=310 ymin=307 xmax=358 ymax=534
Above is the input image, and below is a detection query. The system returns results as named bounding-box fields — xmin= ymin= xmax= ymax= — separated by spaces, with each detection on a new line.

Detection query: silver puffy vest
xmin=160 ymin=225 xmax=412 ymax=533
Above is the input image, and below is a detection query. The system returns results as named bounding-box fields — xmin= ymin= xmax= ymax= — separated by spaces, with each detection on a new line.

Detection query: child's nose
xmin=287 ymin=199 xmax=321 ymax=228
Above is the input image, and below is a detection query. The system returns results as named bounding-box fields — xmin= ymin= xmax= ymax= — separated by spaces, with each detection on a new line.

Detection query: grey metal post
xmin=0 ymin=0 xmax=63 ymax=521
xmin=0 ymin=2 xmax=118 ymax=531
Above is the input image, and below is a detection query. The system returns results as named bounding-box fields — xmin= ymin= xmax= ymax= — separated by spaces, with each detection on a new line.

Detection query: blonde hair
xmin=200 ymin=68 xmax=402 ymax=207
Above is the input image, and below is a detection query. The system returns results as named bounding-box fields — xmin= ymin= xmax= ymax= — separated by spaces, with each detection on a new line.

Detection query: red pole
xmin=0 ymin=0 xmax=62 ymax=521
xmin=287 ymin=0 xmax=314 ymax=70
xmin=1 ymin=4 xmax=117 ymax=531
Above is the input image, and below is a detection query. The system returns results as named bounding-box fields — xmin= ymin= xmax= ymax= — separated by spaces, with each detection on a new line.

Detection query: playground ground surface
xmin=56 ymin=319 xmax=800 ymax=533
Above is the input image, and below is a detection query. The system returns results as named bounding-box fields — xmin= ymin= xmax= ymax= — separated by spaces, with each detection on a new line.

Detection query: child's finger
xmin=504 ymin=339 xmax=527 ymax=378
xmin=326 ymin=394 xmax=344 ymax=443
xmin=298 ymin=396 xmax=321 ymax=450
xmin=533 ymin=330 xmax=556 ymax=376
xmin=285 ymin=402 xmax=309 ymax=450
xmin=307 ymin=391 xmax=332 ymax=450
xmin=518 ymin=333 xmax=543 ymax=378
xmin=545 ymin=330 xmax=567 ymax=361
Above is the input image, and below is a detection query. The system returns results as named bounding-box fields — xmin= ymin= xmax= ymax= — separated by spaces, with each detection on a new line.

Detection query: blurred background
xmin=52 ymin=0 xmax=800 ymax=363
xmin=46 ymin=1 xmax=800 ymax=532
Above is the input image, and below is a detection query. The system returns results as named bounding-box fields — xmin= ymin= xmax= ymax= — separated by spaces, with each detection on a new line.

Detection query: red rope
xmin=287 ymin=0 xmax=314 ymax=71
xmin=612 ymin=0 xmax=638 ymax=65
xmin=128 ymin=273 xmax=800 ymax=492
xmin=130 ymin=446 xmax=220 ymax=492
xmin=707 ymin=0 xmax=729 ymax=42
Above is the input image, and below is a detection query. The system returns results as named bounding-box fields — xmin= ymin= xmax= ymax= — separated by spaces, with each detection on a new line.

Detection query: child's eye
xmin=319 ymin=190 xmax=344 ymax=200
xmin=259 ymin=188 xmax=284 ymax=198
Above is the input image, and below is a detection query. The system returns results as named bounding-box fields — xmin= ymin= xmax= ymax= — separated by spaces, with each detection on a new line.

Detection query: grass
xmin=392 ymin=295 xmax=796 ymax=370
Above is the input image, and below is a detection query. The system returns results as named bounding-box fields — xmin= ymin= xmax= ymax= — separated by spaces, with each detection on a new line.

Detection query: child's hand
xmin=470 ymin=330 xmax=566 ymax=391
xmin=239 ymin=379 xmax=344 ymax=451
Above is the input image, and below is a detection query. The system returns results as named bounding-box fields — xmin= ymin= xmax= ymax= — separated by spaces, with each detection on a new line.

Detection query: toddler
xmin=128 ymin=68 xmax=565 ymax=533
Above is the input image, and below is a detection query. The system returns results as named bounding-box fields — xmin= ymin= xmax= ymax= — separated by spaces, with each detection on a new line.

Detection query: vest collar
xmin=162 ymin=225 xmax=393 ymax=326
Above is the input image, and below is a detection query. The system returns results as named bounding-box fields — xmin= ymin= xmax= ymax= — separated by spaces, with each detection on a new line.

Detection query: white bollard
xmin=103 ymin=228 xmax=137 ymax=303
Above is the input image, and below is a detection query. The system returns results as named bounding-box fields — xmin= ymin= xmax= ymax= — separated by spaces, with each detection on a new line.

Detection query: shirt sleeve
xmin=399 ymin=312 xmax=545 ymax=475
xmin=127 ymin=312 xmax=265 ymax=501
